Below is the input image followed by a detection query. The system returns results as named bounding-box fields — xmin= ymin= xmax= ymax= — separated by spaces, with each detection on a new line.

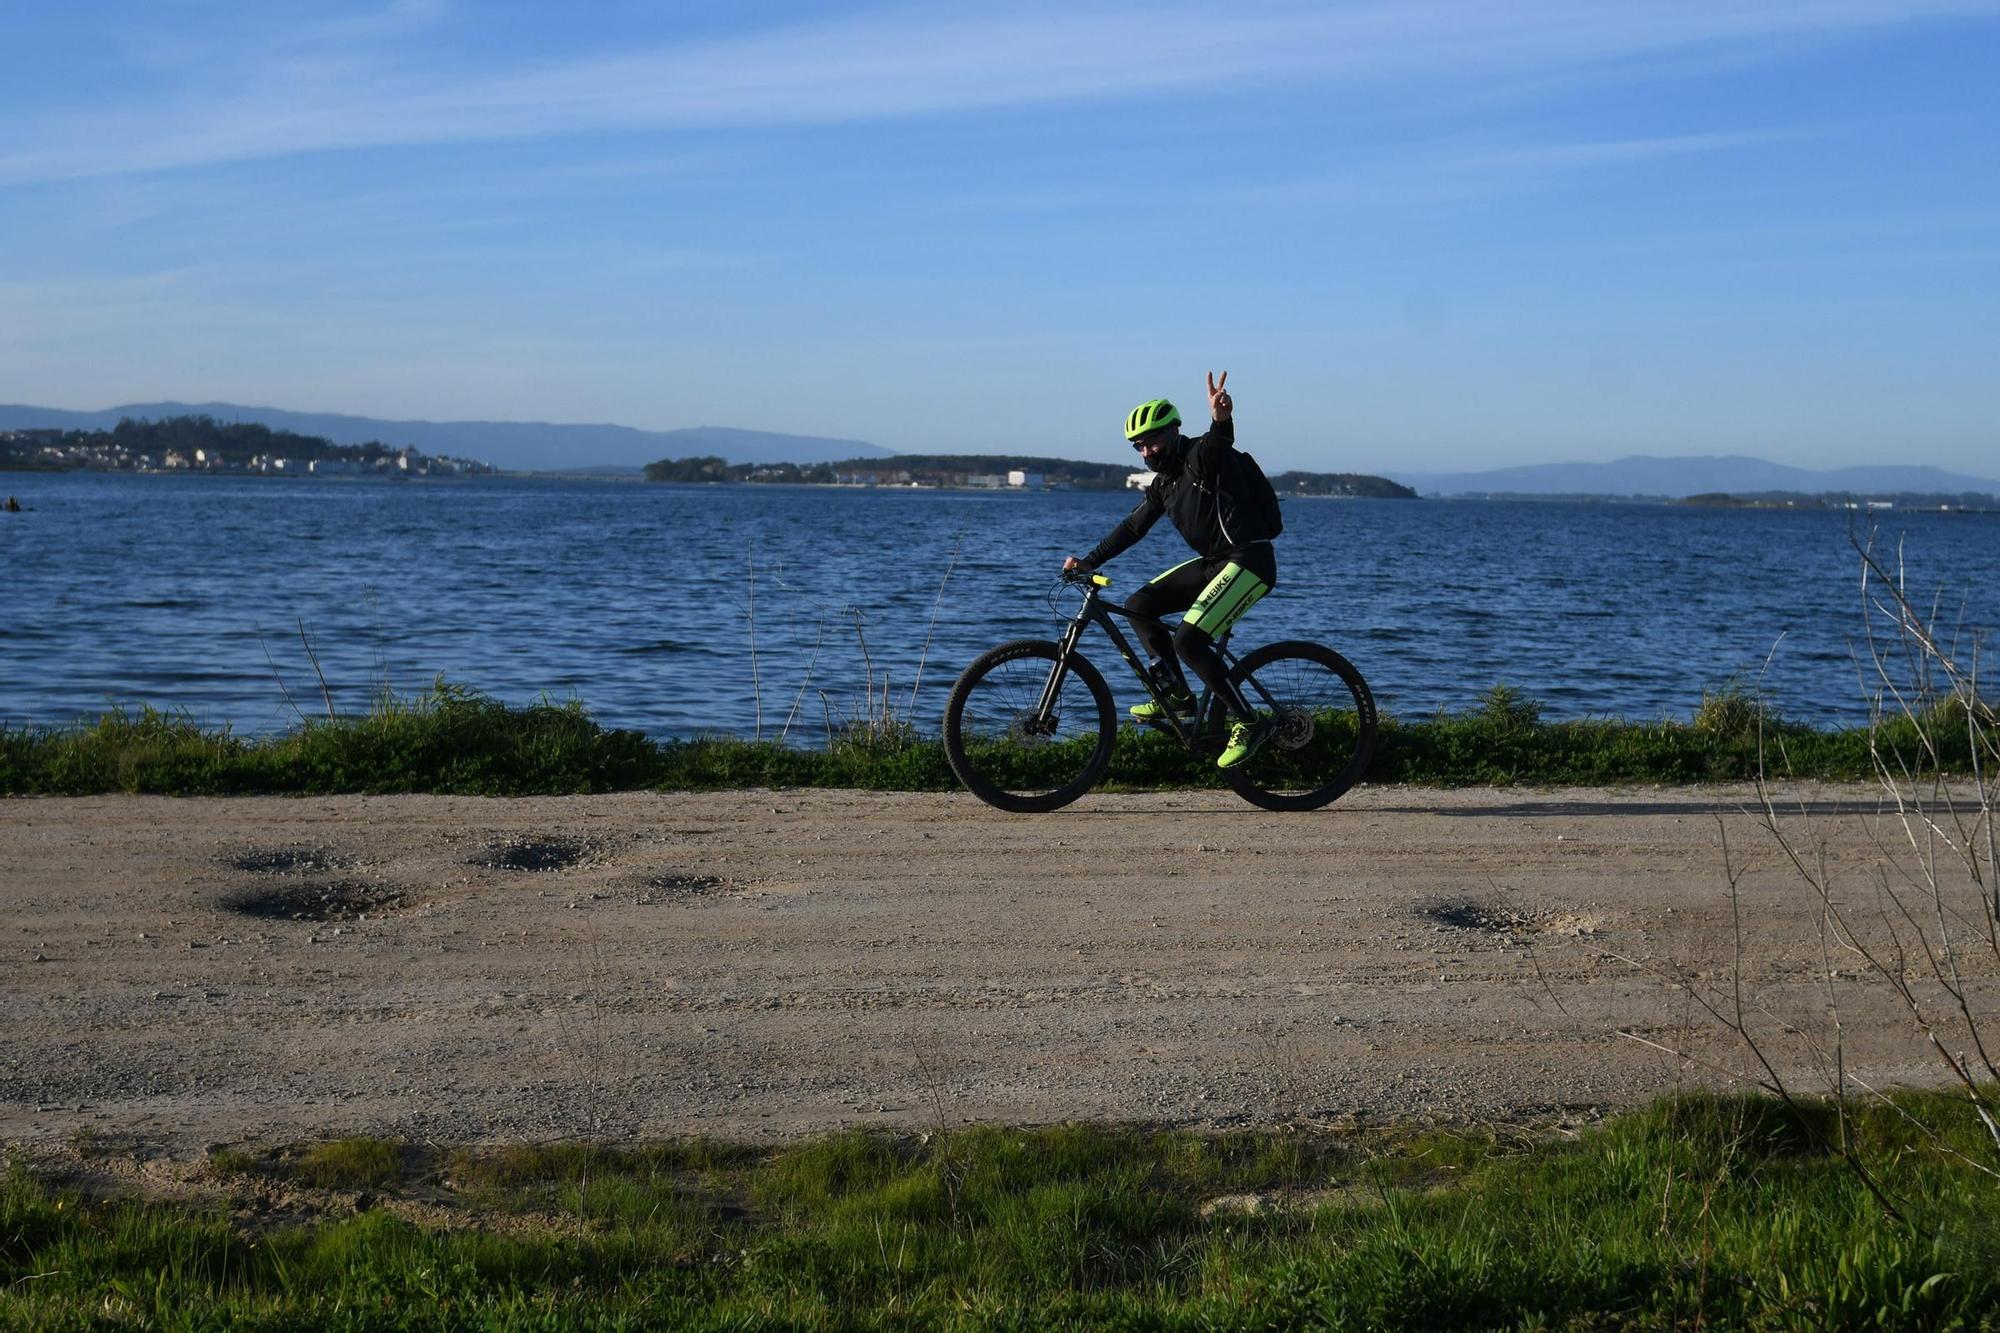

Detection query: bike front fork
xmin=1032 ymin=624 xmax=1091 ymax=725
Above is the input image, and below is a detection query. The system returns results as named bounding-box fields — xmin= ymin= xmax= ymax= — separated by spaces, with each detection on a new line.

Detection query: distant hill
xmin=1391 ymin=454 xmax=2000 ymax=499
xmin=0 ymin=402 xmax=894 ymax=471
xmin=1 ymin=413 xmax=489 ymax=476
xmin=1270 ymin=471 xmax=1417 ymax=499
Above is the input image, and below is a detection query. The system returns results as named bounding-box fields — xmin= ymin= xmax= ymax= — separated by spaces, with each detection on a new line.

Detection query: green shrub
xmin=1692 ymin=681 xmax=1768 ymax=739
xmin=1476 ymin=683 xmax=1543 ymax=733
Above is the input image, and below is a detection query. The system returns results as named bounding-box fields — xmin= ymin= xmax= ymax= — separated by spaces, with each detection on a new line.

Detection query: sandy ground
xmin=2 ymin=784 xmax=1988 ymax=1159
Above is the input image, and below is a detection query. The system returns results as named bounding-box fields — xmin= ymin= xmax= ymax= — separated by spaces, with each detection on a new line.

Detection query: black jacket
xmin=1083 ymin=419 xmax=1273 ymax=568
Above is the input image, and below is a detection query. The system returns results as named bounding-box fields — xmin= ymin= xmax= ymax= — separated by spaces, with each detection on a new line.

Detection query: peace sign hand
xmin=1207 ymin=370 xmax=1231 ymax=421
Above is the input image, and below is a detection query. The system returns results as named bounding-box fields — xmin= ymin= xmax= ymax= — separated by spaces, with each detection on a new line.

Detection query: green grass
xmin=293 ymin=1138 xmax=407 ymax=1191
xmin=0 ymin=678 xmax=1988 ymax=797
xmin=0 ymin=682 xmax=661 ymax=797
xmin=4 ymin=1091 xmax=1996 ymax=1329
xmin=205 ymin=1147 xmax=265 ymax=1178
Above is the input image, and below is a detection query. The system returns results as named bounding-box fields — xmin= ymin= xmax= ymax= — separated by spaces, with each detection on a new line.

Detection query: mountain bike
xmin=943 ymin=571 xmax=1376 ymax=813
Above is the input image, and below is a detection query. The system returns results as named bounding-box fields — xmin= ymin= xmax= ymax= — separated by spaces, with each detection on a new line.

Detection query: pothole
xmin=469 ymin=836 xmax=597 ymax=873
xmin=1415 ymin=898 xmax=1599 ymax=938
xmin=636 ymin=872 xmax=726 ymax=904
xmin=221 ymin=880 xmax=408 ymax=922
xmin=1417 ymin=898 xmax=1532 ymax=935
xmin=227 ymin=847 xmax=359 ymax=875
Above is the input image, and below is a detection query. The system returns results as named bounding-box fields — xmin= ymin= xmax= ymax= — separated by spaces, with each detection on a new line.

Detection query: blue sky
xmin=3 ymin=1 xmax=1996 ymax=472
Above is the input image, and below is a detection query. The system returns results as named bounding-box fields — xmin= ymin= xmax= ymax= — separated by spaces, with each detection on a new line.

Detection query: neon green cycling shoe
xmin=1130 ymin=689 xmax=1196 ymax=724
xmin=1217 ymin=714 xmax=1275 ymax=769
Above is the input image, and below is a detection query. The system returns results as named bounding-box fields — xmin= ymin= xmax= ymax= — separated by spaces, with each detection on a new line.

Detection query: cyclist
xmin=1063 ymin=371 xmax=1280 ymax=768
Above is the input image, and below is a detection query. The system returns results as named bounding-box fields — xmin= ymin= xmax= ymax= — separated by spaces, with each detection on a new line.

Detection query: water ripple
xmin=5 ymin=473 xmax=1997 ymax=736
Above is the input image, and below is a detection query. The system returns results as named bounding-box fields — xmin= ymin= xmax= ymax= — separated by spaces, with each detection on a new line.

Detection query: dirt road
xmin=1 ymin=785 xmax=1981 ymax=1155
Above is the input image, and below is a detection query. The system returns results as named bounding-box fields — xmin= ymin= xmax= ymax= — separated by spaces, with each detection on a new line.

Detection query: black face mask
xmin=1141 ymin=435 xmax=1187 ymax=475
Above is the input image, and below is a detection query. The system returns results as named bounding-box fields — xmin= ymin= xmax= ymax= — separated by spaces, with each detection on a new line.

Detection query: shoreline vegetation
xmin=1 ymin=680 xmax=1982 ymax=797
xmin=6 ymin=1090 xmax=1996 ymax=1327
xmin=1678 ymin=490 xmax=2000 ymax=513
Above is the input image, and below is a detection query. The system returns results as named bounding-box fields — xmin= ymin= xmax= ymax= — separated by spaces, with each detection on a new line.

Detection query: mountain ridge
xmin=1389 ymin=453 xmax=2000 ymax=498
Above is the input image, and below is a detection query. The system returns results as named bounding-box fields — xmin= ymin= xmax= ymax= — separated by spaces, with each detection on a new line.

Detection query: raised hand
xmin=1207 ymin=370 xmax=1231 ymax=421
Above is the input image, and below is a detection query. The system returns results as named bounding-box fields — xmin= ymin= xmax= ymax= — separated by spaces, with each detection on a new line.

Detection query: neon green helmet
xmin=1124 ymin=398 xmax=1181 ymax=442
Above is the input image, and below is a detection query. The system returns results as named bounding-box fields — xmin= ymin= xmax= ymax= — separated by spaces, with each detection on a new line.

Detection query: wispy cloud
xmin=1445 ymin=130 xmax=1803 ymax=173
xmin=0 ymin=268 xmax=209 ymax=314
xmin=1 ymin=1 xmax=1992 ymax=183
xmin=1230 ymin=128 xmax=1804 ymax=214
xmin=287 ymin=0 xmax=452 ymax=50
xmin=928 ymin=130 xmax=1795 ymax=218
xmin=0 ymin=267 xmax=245 ymax=365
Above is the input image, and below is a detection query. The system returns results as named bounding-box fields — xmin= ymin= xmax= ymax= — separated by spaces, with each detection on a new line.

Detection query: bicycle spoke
xmin=1221 ymin=642 xmax=1377 ymax=811
xmin=945 ymin=640 xmax=1117 ymax=812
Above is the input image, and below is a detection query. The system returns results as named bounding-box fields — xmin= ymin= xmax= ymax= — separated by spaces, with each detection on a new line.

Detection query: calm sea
xmin=3 ymin=472 xmax=1995 ymax=738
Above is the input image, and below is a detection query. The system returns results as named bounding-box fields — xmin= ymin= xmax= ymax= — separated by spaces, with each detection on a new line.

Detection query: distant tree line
xmin=643 ymin=454 xmax=1133 ymax=488
xmin=868 ymin=454 xmax=1135 ymax=489
xmin=1680 ymin=489 xmax=2000 ymax=510
xmin=644 ymin=452 xmax=1419 ymax=497
xmin=95 ymin=415 xmax=406 ymax=464
xmin=643 ymin=456 xmax=838 ymax=484
xmin=1270 ymin=471 xmax=1418 ymax=499
xmin=0 ymin=415 xmax=500 ymax=476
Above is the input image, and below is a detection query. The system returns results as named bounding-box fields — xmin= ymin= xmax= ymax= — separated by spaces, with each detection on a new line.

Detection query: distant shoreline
xmin=10 ymin=469 xmax=1999 ymax=512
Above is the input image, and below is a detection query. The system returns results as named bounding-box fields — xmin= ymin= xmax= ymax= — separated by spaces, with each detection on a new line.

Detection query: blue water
xmin=3 ymin=472 xmax=1995 ymax=737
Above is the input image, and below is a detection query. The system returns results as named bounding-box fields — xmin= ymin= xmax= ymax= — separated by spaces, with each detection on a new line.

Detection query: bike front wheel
xmin=943 ymin=639 xmax=1117 ymax=813
xmin=1218 ymin=641 xmax=1378 ymax=812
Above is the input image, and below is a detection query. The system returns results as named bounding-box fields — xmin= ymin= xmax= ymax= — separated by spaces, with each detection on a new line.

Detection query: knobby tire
xmin=1217 ymin=640 xmax=1377 ymax=812
xmin=943 ymin=639 xmax=1117 ymax=813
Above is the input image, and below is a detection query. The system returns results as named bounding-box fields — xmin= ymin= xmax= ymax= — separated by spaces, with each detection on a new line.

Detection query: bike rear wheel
xmin=1218 ymin=641 xmax=1377 ymax=812
xmin=943 ymin=639 xmax=1117 ymax=813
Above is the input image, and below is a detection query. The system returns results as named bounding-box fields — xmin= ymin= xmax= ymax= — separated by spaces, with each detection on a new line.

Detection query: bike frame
xmin=1036 ymin=576 xmax=1277 ymax=750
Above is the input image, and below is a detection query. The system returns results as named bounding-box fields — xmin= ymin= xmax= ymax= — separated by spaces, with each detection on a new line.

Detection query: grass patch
xmin=205 ymin=1147 xmax=266 ymax=1179
xmin=0 ymin=679 xmax=1986 ymax=796
xmin=291 ymin=1137 xmax=407 ymax=1191
xmin=4 ymin=1090 xmax=1997 ymax=1329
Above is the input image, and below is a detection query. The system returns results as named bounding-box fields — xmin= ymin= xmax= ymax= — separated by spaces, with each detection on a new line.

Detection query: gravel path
xmin=2 ymin=784 xmax=1982 ymax=1156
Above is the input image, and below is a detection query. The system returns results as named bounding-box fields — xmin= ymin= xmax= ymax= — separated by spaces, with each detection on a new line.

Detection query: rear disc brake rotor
xmin=1273 ymin=707 xmax=1314 ymax=750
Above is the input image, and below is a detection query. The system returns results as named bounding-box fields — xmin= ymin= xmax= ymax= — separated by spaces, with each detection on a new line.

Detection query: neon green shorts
xmin=1140 ymin=553 xmax=1273 ymax=639
xmin=1185 ymin=560 xmax=1270 ymax=637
